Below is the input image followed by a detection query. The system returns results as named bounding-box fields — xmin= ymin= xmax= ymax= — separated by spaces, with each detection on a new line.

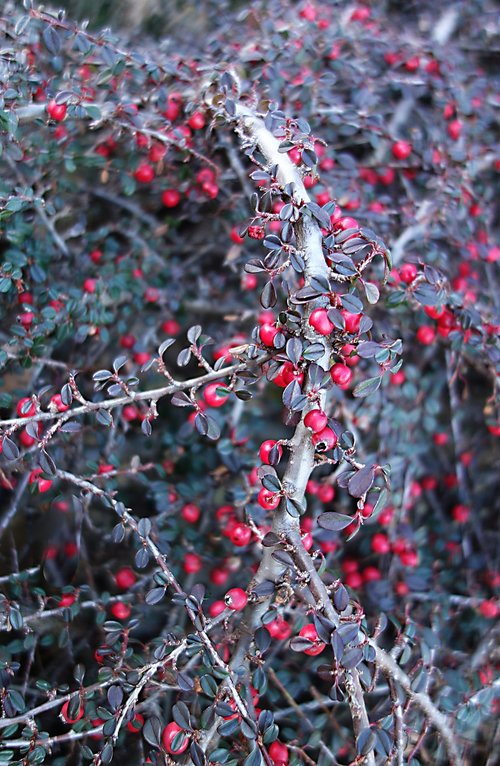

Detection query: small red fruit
xmin=229 ymin=523 xmax=252 ymax=547
xmin=269 ymin=741 xmax=289 ymax=765
xmin=447 ymin=119 xmax=463 ymax=141
xmin=225 ymin=587 xmax=248 ymax=611
xmin=162 ymin=722 xmax=189 ymax=755
xmin=209 ymin=600 xmax=226 ymax=617
xmin=188 ymin=111 xmax=205 ymax=130
xmin=259 ymin=323 xmax=279 ymax=346
xmin=479 ymin=600 xmax=498 ymax=619
xmin=392 ymin=140 xmax=412 ymax=160
xmin=371 ymin=533 xmax=390 ymax=554
xmin=330 ymin=363 xmax=352 ymax=388
xmin=257 ymin=488 xmax=280 ymax=510
xmin=231 ymin=227 xmax=245 ymax=244
xmin=266 ymin=617 xmax=292 ymax=641
xmin=317 ymin=484 xmax=335 ymax=503
xmin=399 ymin=263 xmax=418 ymax=284
xmin=127 ymin=714 xmax=144 ymax=733
xmin=181 ymin=503 xmax=200 ymax=523
xmin=451 ymin=504 xmax=470 ymax=523
xmin=309 ymin=308 xmax=334 ymax=336
xmin=17 ymin=397 xmax=36 ymax=417
xmin=162 ymin=189 xmax=181 ymax=207
xmin=204 ymin=382 xmax=229 ymax=407
xmin=311 ymin=427 xmax=338 ymax=451
xmin=298 ymin=624 xmax=325 ymax=656
xmin=304 ymin=409 xmax=328 ymax=434
xmin=248 ymin=225 xmax=265 ymax=240
xmin=110 ymin=601 xmax=132 ymax=620
xmin=183 ymin=552 xmax=202 ymax=574
xmin=416 ymin=325 xmax=436 ymax=345
xmin=61 ymin=700 xmax=84 ymax=724
xmin=83 ymin=278 xmax=96 ymax=293
xmin=114 ymin=567 xmax=136 ymax=590
xmin=259 ymin=440 xmax=283 ymax=465
xmin=134 ymin=162 xmax=154 ymax=184
xmin=341 ymin=310 xmax=362 ymax=334
xmin=47 ymin=99 xmax=67 ymax=121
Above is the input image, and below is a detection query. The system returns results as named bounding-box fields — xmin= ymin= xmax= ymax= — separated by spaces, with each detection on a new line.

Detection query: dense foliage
xmin=0 ymin=2 xmax=498 ymax=765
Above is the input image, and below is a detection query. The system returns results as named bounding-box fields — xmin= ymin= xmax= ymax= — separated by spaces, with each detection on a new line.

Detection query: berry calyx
xmin=257 ymin=488 xmax=280 ymax=510
xmin=311 ymin=427 xmax=338 ymax=451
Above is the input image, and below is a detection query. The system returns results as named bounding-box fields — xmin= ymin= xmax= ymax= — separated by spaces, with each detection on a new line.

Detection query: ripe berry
xmin=392 ymin=140 xmax=412 ymax=160
xmin=416 ymin=325 xmax=436 ymax=345
xmin=17 ymin=397 xmax=36 ymax=417
xmin=479 ymin=600 xmax=498 ymax=619
xmin=61 ymin=700 xmax=84 ymax=724
xmin=259 ymin=440 xmax=283 ymax=465
xmin=269 ymin=741 xmax=289 ymax=766
xmin=231 ymin=227 xmax=245 ymax=244
xmin=209 ymin=600 xmax=226 ymax=617
xmin=309 ymin=308 xmax=334 ymax=336
xmin=298 ymin=624 xmax=325 ymax=656
xmin=371 ymin=533 xmax=390 ymax=554
xmin=29 ymin=469 xmax=52 ymax=493
xmin=330 ymin=363 xmax=352 ymax=388
xmin=266 ymin=617 xmax=292 ymax=641
xmin=210 ymin=567 xmax=230 ymax=586
xmin=317 ymin=484 xmax=335 ymax=503
xmin=399 ymin=550 xmax=419 ymax=567
xmin=311 ymin=427 xmax=338 ymax=451
xmin=188 ymin=111 xmax=205 ymax=130
xmin=204 ymin=382 xmax=229 ymax=407
xmin=162 ymin=722 xmax=189 ymax=755
xmin=248 ymin=225 xmax=265 ymax=240
xmin=229 ymin=523 xmax=252 ymax=547
xmin=59 ymin=593 xmax=76 ymax=607
xmin=451 ymin=504 xmax=470 ymax=523
xmin=47 ymin=99 xmax=67 ymax=121
xmin=257 ymin=488 xmax=280 ymax=510
xmin=162 ymin=189 xmax=181 ymax=207
xmin=134 ymin=162 xmax=154 ymax=183
xmin=345 ymin=571 xmax=363 ymax=589
xmin=127 ymin=714 xmax=144 ymax=733
xmin=336 ymin=216 xmax=358 ymax=230
xmin=183 ymin=552 xmax=202 ymax=574
xmin=83 ymin=278 xmax=96 ymax=293
xmin=299 ymin=4 xmax=317 ymax=21
xmin=399 ymin=263 xmax=418 ymax=284
xmin=114 ymin=567 xmax=136 ymax=590
xmin=181 ymin=503 xmax=200 ymax=523
xmin=259 ymin=323 xmax=279 ymax=346
xmin=362 ymin=566 xmax=382 ymax=582
xmin=110 ymin=601 xmax=132 ymax=620
xmin=304 ymin=409 xmax=328 ymax=434
xmin=447 ymin=119 xmax=463 ymax=141
xmin=225 ymin=587 xmax=248 ymax=611
xmin=341 ymin=310 xmax=362 ymax=334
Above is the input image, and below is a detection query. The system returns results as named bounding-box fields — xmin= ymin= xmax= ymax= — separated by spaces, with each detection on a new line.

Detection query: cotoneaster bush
xmin=0 ymin=2 xmax=498 ymax=766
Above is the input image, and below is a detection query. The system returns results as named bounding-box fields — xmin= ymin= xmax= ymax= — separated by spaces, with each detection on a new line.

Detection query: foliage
xmin=0 ymin=1 xmax=498 ymax=765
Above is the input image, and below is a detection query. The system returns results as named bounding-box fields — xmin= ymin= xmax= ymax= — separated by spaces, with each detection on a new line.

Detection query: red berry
xmin=269 ymin=741 xmax=289 ymax=766
xmin=341 ymin=310 xmax=362 ymax=334
xmin=210 ymin=567 xmax=229 ymax=586
xmin=114 ymin=567 xmax=136 ymax=590
xmin=416 ymin=325 xmax=436 ymax=345
xmin=225 ymin=587 xmax=248 ymax=611
xmin=134 ymin=163 xmax=154 ymax=184
xmin=127 ymin=714 xmax=144 ymax=733
xmin=83 ymin=278 xmax=96 ymax=293
xmin=61 ymin=700 xmax=84 ymax=725
xmin=188 ymin=111 xmax=205 ymax=130
xmin=317 ymin=484 xmax=335 ymax=503
xmin=204 ymin=382 xmax=229 ymax=407
xmin=447 ymin=119 xmax=463 ymax=141
xmin=311 ymin=427 xmax=338 ymax=451
xmin=110 ymin=601 xmax=131 ymax=620
xmin=451 ymin=504 xmax=470 ymax=523
xmin=479 ymin=600 xmax=498 ymax=619
xmin=259 ymin=440 xmax=283 ymax=465
xmin=304 ymin=409 xmax=328 ymax=434
xmin=231 ymin=227 xmax=245 ymax=245
xmin=298 ymin=624 xmax=325 ymax=656
xmin=309 ymin=308 xmax=334 ymax=336
xmin=405 ymin=56 xmax=420 ymax=72
xmin=120 ymin=333 xmax=136 ymax=349
xmin=162 ymin=319 xmax=181 ymax=335
xmin=209 ymin=600 xmax=226 ymax=617
xmin=330 ymin=363 xmax=352 ymax=388
xmin=345 ymin=571 xmax=363 ymax=589
xmin=59 ymin=593 xmax=76 ymax=607
xmin=363 ymin=566 xmax=382 ymax=582
xmin=392 ymin=140 xmax=412 ymax=160
xmin=399 ymin=550 xmax=419 ymax=567
xmin=248 ymin=225 xmax=265 ymax=240
xmin=47 ymin=99 xmax=67 ymax=121
xmin=399 ymin=263 xmax=418 ymax=284
xmin=257 ymin=488 xmax=280 ymax=510
xmin=371 ymin=533 xmax=390 ymax=554
xmin=162 ymin=189 xmax=181 ymax=207
xmin=181 ymin=503 xmax=200 ymax=523
xmin=17 ymin=397 xmax=36 ymax=417
xmin=162 ymin=722 xmax=189 ymax=755
xmin=229 ymin=523 xmax=252 ymax=547
xmin=336 ymin=216 xmax=358 ymax=230
xmin=183 ymin=552 xmax=202 ymax=574
xmin=259 ymin=323 xmax=279 ymax=346
xmin=266 ymin=617 xmax=292 ymax=641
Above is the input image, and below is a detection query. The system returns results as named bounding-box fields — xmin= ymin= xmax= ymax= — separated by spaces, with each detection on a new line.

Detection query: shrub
xmin=0 ymin=2 xmax=498 ymax=765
